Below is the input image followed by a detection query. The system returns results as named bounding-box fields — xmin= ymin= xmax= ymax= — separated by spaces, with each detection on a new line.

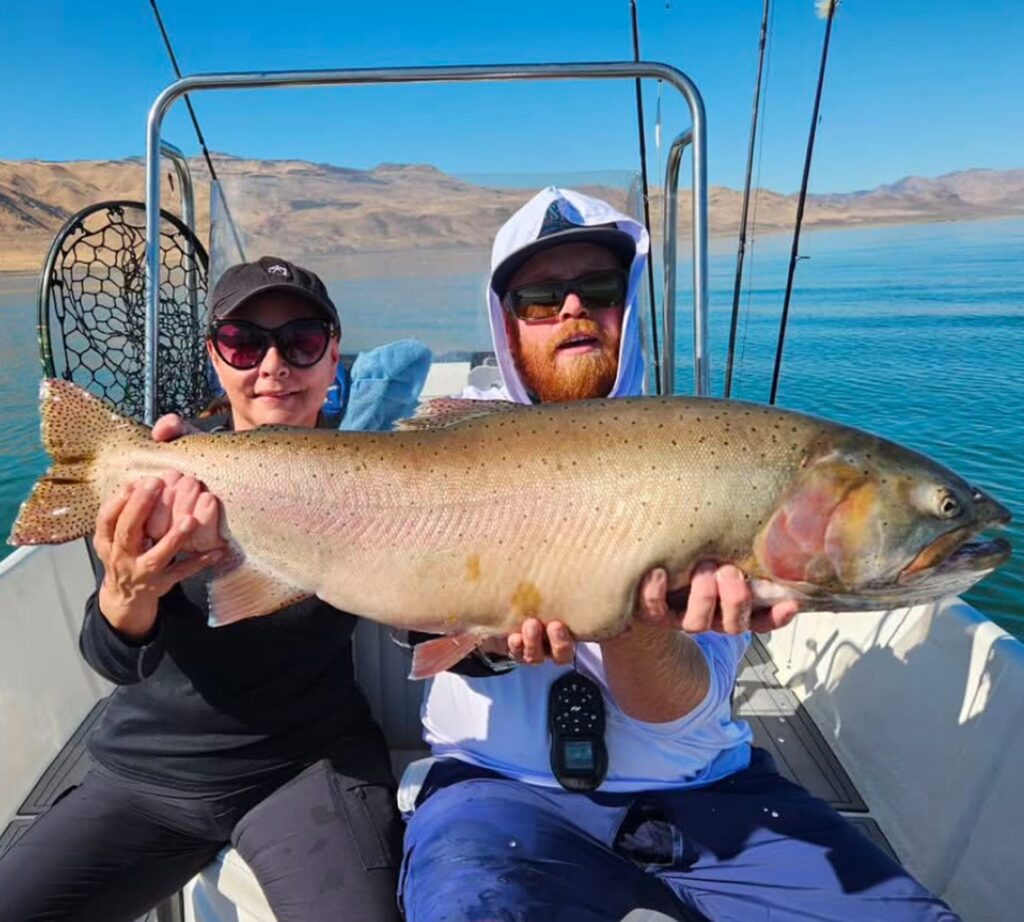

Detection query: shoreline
xmin=3 ymin=212 xmax=1022 ymax=277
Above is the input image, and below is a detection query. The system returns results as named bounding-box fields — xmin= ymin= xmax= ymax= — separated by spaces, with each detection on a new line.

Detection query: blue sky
xmin=2 ymin=1 xmax=1021 ymax=193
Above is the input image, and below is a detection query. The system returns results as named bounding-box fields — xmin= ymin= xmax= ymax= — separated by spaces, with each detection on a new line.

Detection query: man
xmin=400 ymin=188 xmax=960 ymax=922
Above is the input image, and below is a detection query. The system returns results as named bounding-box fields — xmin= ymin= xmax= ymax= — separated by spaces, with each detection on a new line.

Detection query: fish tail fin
xmin=409 ymin=634 xmax=487 ymax=680
xmin=9 ymin=379 xmax=148 ymax=546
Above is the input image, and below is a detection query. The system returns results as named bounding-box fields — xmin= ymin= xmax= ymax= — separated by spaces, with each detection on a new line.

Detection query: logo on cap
xmin=266 ymin=264 xmax=290 ymax=279
xmin=539 ymin=201 xmax=579 ymax=239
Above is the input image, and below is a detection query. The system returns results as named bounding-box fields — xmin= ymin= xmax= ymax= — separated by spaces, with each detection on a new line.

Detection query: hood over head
xmin=487 ymin=187 xmax=650 ymax=404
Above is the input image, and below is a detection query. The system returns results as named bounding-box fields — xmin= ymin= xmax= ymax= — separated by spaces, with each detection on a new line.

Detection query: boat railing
xmin=160 ymin=141 xmax=201 ymax=323
xmin=160 ymin=140 xmax=197 ymax=238
xmin=663 ymin=127 xmax=694 ymax=396
xmin=142 ymin=61 xmax=710 ymax=422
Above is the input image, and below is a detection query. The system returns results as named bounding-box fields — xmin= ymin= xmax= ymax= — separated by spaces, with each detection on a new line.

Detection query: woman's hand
xmin=143 ymin=471 xmax=224 ymax=554
xmin=152 ymin=412 xmax=198 ymax=442
xmin=94 ymin=477 xmax=224 ymax=639
xmin=637 ymin=564 xmax=799 ymax=635
xmin=144 ymin=415 xmax=224 ymax=554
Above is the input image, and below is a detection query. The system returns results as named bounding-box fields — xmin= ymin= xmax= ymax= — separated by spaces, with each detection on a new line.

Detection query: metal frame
xmin=663 ymin=128 xmax=697 ymax=396
xmin=159 ymin=141 xmax=201 ymax=325
xmin=144 ymin=62 xmax=710 ymax=423
xmin=159 ymin=141 xmax=196 ymax=236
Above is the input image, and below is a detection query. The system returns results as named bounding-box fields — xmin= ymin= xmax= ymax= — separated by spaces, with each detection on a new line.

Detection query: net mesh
xmin=39 ymin=201 xmax=212 ymax=422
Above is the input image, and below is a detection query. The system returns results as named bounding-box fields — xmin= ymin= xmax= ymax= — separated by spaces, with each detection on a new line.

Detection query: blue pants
xmin=401 ymin=750 xmax=960 ymax=922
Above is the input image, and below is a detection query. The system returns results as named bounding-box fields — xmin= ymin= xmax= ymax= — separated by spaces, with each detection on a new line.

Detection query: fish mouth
xmin=784 ymin=530 xmax=1012 ymax=613
xmin=899 ymin=527 xmax=1012 ymax=586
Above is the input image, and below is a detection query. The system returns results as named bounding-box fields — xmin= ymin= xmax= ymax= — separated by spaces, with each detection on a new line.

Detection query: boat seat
xmin=465 ymin=357 xmax=502 ymax=392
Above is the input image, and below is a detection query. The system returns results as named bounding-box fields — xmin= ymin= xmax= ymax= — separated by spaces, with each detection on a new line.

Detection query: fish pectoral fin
xmin=208 ymin=554 xmax=311 ymax=626
xmin=409 ymin=634 xmax=487 ymax=680
xmin=748 ymin=578 xmax=805 ymax=607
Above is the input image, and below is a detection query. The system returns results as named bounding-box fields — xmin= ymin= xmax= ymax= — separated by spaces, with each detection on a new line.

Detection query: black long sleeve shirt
xmin=80 ymin=415 xmax=390 ymax=793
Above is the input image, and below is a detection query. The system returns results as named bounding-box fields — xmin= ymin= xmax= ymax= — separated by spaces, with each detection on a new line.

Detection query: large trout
xmin=11 ymin=380 xmax=1011 ymax=677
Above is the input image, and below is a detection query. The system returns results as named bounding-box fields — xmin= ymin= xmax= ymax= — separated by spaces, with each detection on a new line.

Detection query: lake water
xmin=1 ymin=217 xmax=1021 ymax=635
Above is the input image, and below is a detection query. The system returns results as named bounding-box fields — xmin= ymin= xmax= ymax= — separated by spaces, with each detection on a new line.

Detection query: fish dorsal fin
xmin=397 ymin=397 xmax=524 ymax=431
xmin=208 ymin=549 xmax=311 ymax=626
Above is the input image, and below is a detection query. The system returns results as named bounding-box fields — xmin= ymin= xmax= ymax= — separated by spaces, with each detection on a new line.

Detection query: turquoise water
xmin=681 ymin=218 xmax=1023 ymax=632
xmin=1 ymin=218 xmax=1021 ymax=635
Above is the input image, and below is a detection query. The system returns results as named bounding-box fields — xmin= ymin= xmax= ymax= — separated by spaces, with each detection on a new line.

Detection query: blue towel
xmin=340 ymin=339 xmax=432 ymax=432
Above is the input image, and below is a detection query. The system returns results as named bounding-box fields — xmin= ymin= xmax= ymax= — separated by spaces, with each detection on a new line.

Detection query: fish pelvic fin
xmin=9 ymin=379 xmax=149 ymax=546
xmin=397 ymin=397 xmax=524 ymax=431
xmin=409 ymin=634 xmax=487 ymax=679
xmin=208 ymin=551 xmax=312 ymax=626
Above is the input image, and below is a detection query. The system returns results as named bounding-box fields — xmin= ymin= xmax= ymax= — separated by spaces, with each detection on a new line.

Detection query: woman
xmin=0 ymin=257 xmax=404 ymax=922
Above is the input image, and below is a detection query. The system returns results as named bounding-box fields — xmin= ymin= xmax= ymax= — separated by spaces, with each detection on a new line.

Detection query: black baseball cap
xmin=208 ymin=256 xmax=340 ymax=328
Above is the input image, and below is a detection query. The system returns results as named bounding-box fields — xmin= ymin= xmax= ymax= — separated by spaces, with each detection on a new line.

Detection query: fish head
xmin=751 ymin=432 xmax=1011 ymax=609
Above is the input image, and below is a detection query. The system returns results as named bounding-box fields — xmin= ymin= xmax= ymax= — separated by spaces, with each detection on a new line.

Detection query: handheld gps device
xmin=548 ymin=670 xmax=608 ymax=792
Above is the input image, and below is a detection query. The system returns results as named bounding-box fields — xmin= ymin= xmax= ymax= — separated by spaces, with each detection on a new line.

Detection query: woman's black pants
xmin=0 ymin=758 xmax=404 ymax=922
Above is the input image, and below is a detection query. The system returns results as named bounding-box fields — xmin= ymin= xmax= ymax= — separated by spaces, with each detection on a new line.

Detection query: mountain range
xmin=1 ymin=155 xmax=1022 ymax=272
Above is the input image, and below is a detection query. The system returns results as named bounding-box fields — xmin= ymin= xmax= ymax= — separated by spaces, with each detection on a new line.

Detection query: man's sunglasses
xmin=504 ymin=269 xmax=627 ymax=322
xmin=209 ymin=318 xmax=336 ymax=370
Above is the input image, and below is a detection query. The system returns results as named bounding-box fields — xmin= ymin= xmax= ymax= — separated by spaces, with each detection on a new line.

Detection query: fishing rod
xmin=724 ymin=0 xmax=771 ymax=399
xmin=769 ymin=0 xmax=839 ymax=405
xmin=147 ymin=0 xmax=248 ymax=262
xmin=629 ymin=0 xmax=662 ymax=394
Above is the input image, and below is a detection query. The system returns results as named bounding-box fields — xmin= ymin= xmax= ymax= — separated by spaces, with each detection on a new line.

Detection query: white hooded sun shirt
xmin=482 ymin=186 xmax=649 ymax=403
xmin=423 ymin=187 xmax=752 ymax=791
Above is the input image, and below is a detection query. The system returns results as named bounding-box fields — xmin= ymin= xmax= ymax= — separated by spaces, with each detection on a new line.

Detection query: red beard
xmin=512 ymin=319 xmax=620 ymax=402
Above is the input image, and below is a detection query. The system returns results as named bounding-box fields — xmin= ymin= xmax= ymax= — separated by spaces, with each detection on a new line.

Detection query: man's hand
xmin=479 ymin=620 xmax=574 ymax=666
xmin=639 ymin=564 xmax=799 ymax=635
xmin=508 ymin=620 xmax=575 ymax=666
xmin=489 ymin=561 xmax=798 ymax=669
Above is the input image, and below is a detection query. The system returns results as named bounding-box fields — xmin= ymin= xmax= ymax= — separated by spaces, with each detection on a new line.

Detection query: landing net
xmin=38 ymin=200 xmax=211 ymax=422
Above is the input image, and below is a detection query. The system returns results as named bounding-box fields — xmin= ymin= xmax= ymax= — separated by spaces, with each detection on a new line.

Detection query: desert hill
xmin=1 ymin=156 xmax=1022 ymax=272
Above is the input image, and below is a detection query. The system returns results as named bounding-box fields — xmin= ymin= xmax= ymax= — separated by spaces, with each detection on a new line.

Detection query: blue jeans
xmin=401 ymin=749 xmax=960 ymax=922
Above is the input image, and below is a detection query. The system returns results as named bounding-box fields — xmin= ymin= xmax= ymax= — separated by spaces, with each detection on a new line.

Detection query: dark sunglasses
xmin=209 ymin=318 xmax=336 ymax=370
xmin=504 ymin=269 xmax=627 ymax=321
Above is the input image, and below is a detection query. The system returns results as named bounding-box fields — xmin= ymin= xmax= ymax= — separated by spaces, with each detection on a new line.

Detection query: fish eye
xmin=936 ymin=490 xmax=961 ymax=519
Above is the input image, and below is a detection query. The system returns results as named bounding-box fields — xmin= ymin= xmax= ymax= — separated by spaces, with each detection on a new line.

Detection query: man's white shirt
xmin=422 ymin=632 xmax=753 ymax=792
